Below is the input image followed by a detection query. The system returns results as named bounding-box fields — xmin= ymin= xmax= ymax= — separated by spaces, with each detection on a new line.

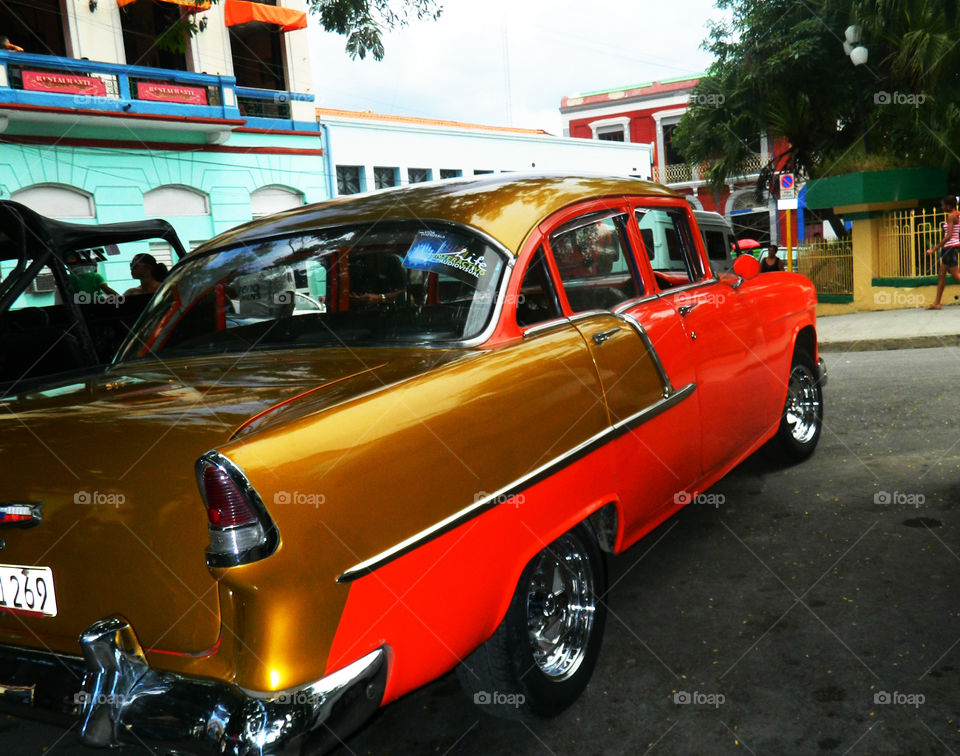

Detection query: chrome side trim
xmin=613 ymin=294 xmax=660 ymax=313
xmin=568 ymin=309 xmax=612 ymax=322
xmin=655 ymin=277 xmax=720 ymax=298
xmin=611 ymin=310 xmax=675 ymax=394
xmin=816 ymin=357 xmax=828 ymax=387
xmin=522 ymin=317 xmax=573 ymax=339
xmin=337 ymin=382 xmax=697 ymax=583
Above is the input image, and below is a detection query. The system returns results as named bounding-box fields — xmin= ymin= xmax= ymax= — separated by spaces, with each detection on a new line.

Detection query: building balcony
xmin=651 ymin=153 xmax=765 ymax=187
xmin=0 ymin=50 xmax=317 ymax=139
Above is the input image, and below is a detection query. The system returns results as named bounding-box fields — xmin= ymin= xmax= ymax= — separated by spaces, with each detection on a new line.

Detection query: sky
xmin=307 ymin=0 xmax=731 ymax=135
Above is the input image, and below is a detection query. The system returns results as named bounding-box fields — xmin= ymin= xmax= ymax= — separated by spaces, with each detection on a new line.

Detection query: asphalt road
xmin=4 ymin=347 xmax=959 ymax=755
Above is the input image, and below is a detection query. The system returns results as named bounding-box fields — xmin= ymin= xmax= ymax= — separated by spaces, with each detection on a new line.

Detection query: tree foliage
xmin=673 ymin=0 xmax=960 ymax=193
xmin=306 ymin=0 xmax=443 ymax=60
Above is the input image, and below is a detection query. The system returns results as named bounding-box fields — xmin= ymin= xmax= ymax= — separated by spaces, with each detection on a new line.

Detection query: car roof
xmin=197 ymin=174 xmax=680 ymax=257
xmin=693 ymin=209 xmax=732 ymax=228
xmin=0 ymin=200 xmax=188 ymax=262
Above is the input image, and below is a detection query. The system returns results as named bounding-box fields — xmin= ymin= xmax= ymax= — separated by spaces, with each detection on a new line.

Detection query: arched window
xmin=11 ymin=184 xmax=95 ymax=218
xmin=144 ymin=185 xmax=210 ymax=217
xmin=250 ymin=185 xmax=305 ymax=218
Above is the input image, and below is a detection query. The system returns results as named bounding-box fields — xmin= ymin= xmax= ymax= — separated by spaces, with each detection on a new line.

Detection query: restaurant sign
xmin=135 ymin=82 xmax=208 ymax=106
xmin=22 ymin=71 xmax=107 ymax=96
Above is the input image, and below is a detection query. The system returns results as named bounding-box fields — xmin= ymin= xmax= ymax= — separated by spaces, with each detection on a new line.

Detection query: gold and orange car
xmin=0 ymin=175 xmax=825 ymax=754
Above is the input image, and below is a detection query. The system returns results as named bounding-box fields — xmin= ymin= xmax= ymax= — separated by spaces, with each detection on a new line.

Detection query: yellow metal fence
xmin=878 ymin=208 xmax=950 ymax=279
xmin=795 ymin=239 xmax=853 ymax=296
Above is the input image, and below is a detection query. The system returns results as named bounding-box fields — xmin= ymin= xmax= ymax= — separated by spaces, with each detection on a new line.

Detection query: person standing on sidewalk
xmin=925 ymin=195 xmax=960 ymax=309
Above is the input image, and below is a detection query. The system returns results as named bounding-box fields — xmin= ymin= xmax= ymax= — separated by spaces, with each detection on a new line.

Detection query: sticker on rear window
xmin=403 ymin=230 xmax=487 ymax=286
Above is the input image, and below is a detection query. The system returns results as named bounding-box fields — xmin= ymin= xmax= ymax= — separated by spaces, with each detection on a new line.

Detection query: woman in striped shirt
xmin=925 ymin=195 xmax=960 ymax=310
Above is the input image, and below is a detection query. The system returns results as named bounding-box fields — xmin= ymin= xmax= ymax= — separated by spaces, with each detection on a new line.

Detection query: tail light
xmin=195 ymin=451 xmax=278 ymax=567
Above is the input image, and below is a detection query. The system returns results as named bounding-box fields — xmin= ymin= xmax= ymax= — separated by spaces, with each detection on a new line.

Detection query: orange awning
xmin=224 ymin=0 xmax=307 ymax=32
xmin=118 ymin=0 xmax=213 ymax=9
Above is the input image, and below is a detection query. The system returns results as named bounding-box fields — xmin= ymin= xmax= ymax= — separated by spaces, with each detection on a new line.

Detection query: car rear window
xmin=117 ymin=221 xmax=508 ymax=360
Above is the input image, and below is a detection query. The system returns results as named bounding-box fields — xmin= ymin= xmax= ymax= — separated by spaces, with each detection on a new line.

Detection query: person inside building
xmin=124 ymin=253 xmax=168 ymax=297
xmin=0 ymin=36 xmax=24 ymax=52
xmin=924 ymin=194 xmax=960 ymax=310
xmin=759 ymin=244 xmax=784 ymax=273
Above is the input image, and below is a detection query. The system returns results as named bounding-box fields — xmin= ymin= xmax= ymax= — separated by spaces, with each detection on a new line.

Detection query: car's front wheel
xmin=774 ymin=348 xmax=823 ymax=460
xmin=457 ymin=523 xmax=607 ymax=720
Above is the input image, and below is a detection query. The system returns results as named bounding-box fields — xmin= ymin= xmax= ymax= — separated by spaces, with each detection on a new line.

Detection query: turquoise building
xmin=0 ymin=0 xmax=328 ymax=301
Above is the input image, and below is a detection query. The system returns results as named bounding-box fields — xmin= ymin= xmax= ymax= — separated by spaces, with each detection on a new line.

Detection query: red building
xmin=561 ymin=76 xmax=792 ymax=245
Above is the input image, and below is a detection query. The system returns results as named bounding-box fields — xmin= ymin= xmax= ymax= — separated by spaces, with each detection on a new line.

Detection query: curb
xmin=820 ymin=334 xmax=960 ymax=352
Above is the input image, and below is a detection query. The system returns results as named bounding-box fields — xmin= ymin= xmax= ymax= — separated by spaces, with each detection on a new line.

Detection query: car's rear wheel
xmin=775 ymin=348 xmax=823 ymax=460
xmin=457 ymin=523 xmax=607 ymax=720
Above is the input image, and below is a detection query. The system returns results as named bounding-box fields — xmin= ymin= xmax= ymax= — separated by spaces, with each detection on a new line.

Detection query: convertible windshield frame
xmin=114 ymin=219 xmax=515 ymax=365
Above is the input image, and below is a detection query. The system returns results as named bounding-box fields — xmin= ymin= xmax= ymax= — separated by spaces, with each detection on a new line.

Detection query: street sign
xmin=777 ymin=198 xmax=798 ymax=210
xmin=779 ymin=173 xmax=796 ymax=199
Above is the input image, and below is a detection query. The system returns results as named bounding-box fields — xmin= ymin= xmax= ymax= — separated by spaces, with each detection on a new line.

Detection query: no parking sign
xmin=779 ymin=173 xmax=796 ymax=199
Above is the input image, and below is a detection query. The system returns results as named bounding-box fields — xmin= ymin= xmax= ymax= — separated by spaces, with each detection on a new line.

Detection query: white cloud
xmin=308 ymin=0 xmax=729 ymax=134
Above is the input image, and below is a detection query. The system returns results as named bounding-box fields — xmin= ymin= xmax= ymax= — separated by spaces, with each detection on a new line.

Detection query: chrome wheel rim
xmin=525 ymin=534 xmax=596 ymax=680
xmin=784 ymin=365 xmax=821 ymax=444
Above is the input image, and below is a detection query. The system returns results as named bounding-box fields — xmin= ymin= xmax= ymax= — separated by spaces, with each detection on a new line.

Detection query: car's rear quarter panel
xmin=216 ymin=325 xmax=664 ymax=694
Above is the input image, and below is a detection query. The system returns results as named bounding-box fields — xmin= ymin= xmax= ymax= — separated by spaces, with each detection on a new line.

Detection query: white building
xmin=317 ymin=109 xmax=652 ymax=195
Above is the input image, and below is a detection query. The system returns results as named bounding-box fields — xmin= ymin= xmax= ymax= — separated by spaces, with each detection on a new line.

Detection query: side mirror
xmin=731 ymin=254 xmax=760 ymax=289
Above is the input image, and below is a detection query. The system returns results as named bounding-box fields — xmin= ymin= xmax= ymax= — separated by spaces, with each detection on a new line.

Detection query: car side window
xmin=635 ymin=208 xmax=704 ymax=288
xmin=516 ymin=246 xmax=562 ymax=327
xmin=703 ymin=229 xmax=729 ymax=262
xmin=548 ymin=213 xmax=640 ymax=313
xmin=0 ymin=261 xmax=85 ymax=387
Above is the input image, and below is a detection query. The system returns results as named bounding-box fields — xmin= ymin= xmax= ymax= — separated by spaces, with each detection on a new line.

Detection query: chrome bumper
xmin=816 ymin=357 xmax=828 ymax=387
xmin=0 ymin=616 xmax=386 ymax=755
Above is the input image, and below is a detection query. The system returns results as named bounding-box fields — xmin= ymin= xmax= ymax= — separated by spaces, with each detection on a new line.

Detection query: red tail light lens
xmin=195 ymin=451 xmax=278 ymax=568
xmin=202 ymin=465 xmax=257 ymax=528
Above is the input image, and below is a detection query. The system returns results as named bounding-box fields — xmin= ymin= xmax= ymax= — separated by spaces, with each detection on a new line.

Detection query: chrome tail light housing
xmin=195 ymin=451 xmax=279 ymax=568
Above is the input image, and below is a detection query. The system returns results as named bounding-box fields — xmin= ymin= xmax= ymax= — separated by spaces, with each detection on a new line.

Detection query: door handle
xmin=678 ymin=304 xmax=697 ymax=316
xmin=592 ymin=328 xmax=621 ymax=345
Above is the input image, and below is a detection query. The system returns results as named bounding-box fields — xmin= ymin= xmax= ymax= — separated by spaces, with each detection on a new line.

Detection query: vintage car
xmin=0 ymin=175 xmax=825 ymax=754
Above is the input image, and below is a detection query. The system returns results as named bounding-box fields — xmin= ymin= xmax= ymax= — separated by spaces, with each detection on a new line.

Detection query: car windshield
xmin=116 ymin=221 xmax=508 ymax=361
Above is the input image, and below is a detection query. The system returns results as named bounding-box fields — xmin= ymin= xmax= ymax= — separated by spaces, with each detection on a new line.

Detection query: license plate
xmin=0 ymin=564 xmax=57 ymax=617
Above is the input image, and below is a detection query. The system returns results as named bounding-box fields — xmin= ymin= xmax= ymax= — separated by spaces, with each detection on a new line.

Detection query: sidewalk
xmin=817 ymin=306 xmax=960 ymax=351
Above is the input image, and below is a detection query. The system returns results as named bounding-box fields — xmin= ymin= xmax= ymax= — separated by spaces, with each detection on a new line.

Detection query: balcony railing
xmin=235 ymin=87 xmax=318 ymax=132
xmin=652 ymin=154 xmax=765 ymax=185
xmin=0 ymin=50 xmax=316 ymax=131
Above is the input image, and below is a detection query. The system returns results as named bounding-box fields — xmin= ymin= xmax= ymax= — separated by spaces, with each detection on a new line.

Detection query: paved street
xmin=4 ymin=346 xmax=959 ymax=755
